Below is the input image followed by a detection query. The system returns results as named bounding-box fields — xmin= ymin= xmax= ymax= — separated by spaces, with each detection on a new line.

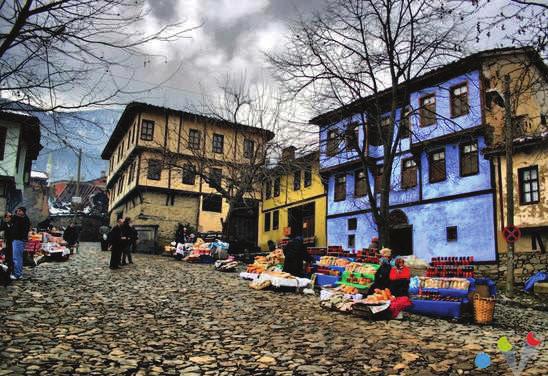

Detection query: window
xmin=326 ymin=129 xmax=339 ymax=157
xmin=519 ymin=166 xmax=540 ymax=204
xmin=304 ymin=167 xmax=312 ymax=187
xmin=460 ymin=141 xmax=479 ymax=176
xmin=209 ymin=168 xmax=222 ymax=188
xmin=272 ymin=210 xmax=279 ymax=230
xmin=293 ymin=170 xmax=301 ymax=191
xmin=348 ymin=218 xmax=357 ymax=231
xmin=0 ymin=127 xmax=6 ymax=160
xmin=348 ymin=234 xmax=356 ymax=249
xmin=244 ymin=139 xmax=254 ymax=158
xmin=128 ymin=161 xmax=136 ymax=183
xmin=354 ymin=169 xmax=367 ymax=197
xmin=420 ymin=95 xmax=436 ymax=127
xmin=202 ymin=195 xmax=222 ymax=212
xmin=182 ymin=164 xmax=196 ymax=185
xmin=429 ymin=150 xmax=446 ymax=183
xmin=264 ymin=212 xmax=271 ymax=232
xmin=141 ymin=120 xmax=155 ymax=141
xmin=118 ymin=174 xmax=124 ymax=194
xmin=401 ymin=159 xmax=417 ymax=189
xmin=451 ymin=83 xmax=469 ymax=118
xmin=334 ymin=174 xmax=346 ymax=201
xmin=446 ymin=226 xmax=458 ymax=241
xmin=400 ymin=106 xmax=411 ymax=138
xmin=273 ymin=177 xmax=280 ymax=197
xmin=265 ymin=180 xmax=272 ymax=199
xmin=147 ymin=160 xmax=162 ymax=180
xmin=374 ymin=165 xmax=384 ymax=194
xmin=212 ymin=134 xmax=224 ymax=154
xmin=368 ymin=117 xmax=391 ymax=147
xmin=345 ymin=122 xmax=359 ymax=151
xmin=188 ymin=129 xmax=201 ymax=150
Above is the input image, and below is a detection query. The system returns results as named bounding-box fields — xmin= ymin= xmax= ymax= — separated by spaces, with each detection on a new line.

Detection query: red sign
xmin=502 ymin=225 xmax=521 ymax=243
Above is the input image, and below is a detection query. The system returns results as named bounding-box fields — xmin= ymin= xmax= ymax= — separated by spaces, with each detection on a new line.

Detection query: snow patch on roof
xmin=31 ymin=171 xmax=49 ymax=179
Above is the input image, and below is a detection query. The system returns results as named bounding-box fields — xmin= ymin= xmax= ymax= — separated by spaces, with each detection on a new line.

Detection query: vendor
xmin=367 ymin=248 xmax=392 ymax=294
xmin=389 ymin=257 xmax=411 ymax=297
xmin=282 ymin=236 xmax=311 ymax=277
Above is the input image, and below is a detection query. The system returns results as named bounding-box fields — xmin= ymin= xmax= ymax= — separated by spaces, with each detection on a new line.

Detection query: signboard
xmin=502 ymin=225 xmax=521 ymax=243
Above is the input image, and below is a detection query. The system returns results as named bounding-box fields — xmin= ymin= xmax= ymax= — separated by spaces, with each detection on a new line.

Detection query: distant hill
xmin=0 ymin=100 xmax=120 ymax=181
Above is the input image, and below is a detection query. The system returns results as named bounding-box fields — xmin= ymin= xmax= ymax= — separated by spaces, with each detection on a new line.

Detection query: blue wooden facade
xmin=316 ymin=70 xmax=498 ymax=262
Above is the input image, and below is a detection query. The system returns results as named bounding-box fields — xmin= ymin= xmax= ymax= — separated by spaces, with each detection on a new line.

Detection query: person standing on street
xmin=1 ymin=212 xmax=14 ymax=275
xmin=63 ymin=223 xmax=79 ymax=250
xmin=11 ymin=207 xmax=30 ymax=280
xmin=121 ymin=217 xmax=135 ymax=265
xmin=99 ymin=224 xmax=110 ymax=252
xmin=108 ymin=219 xmax=124 ymax=269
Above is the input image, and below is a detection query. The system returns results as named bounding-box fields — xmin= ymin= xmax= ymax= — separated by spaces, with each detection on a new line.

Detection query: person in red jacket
xmin=389 ymin=257 xmax=411 ymax=296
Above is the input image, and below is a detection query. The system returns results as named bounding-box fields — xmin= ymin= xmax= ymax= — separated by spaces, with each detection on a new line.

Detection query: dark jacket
xmin=283 ymin=238 xmax=311 ymax=277
xmin=128 ymin=226 xmax=138 ymax=244
xmin=107 ymin=225 xmax=123 ymax=248
xmin=63 ymin=226 xmax=79 ymax=245
xmin=1 ymin=221 xmax=13 ymax=250
xmin=11 ymin=215 xmax=30 ymax=241
xmin=368 ymin=261 xmax=392 ymax=295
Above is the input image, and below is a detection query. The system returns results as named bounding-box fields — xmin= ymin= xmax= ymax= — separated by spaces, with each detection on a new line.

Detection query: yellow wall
xmin=258 ymin=156 xmax=327 ymax=250
xmin=492 ymin=149 xmax=548 ymax=253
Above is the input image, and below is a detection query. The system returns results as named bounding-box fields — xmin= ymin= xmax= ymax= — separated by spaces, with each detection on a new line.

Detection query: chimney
xmin=281 ymin=146 xmax=296 ymax=161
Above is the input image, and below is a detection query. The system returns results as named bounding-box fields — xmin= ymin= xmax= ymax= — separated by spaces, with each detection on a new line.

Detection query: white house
xmin=0 ymin=110 xmax=42 ymax=213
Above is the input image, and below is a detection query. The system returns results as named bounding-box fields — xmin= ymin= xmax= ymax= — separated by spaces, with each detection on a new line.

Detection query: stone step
xmin=533 ymin=282 xmax=548 ymax=295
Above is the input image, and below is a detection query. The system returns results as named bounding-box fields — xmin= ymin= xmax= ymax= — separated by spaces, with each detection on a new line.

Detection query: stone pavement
xmin=0 ymin=243 xmax=546 ymax=376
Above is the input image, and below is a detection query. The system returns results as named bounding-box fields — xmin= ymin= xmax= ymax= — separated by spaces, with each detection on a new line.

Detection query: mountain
xmin=0 ymin=100 xmax=121 ymax=181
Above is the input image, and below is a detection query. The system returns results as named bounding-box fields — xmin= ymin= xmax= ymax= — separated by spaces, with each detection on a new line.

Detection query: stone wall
xmin=110 ymin=191 xmax=200 ymax=247
xmin=476 ymin=251 xmax=548 ymax=286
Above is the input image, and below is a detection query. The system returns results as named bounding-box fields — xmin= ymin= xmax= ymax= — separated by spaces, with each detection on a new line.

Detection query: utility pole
xmin=72 ymin=148 xmax=82 ymax=223
xmin=503 ymin=75 xmax=514 ymax=296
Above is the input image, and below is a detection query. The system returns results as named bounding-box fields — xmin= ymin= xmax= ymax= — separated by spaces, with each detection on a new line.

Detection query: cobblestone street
xmin=0 ymin=244 xmax=546 ymax=376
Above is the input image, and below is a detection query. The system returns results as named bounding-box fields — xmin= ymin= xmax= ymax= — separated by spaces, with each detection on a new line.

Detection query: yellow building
xmin=482 ymin=48 xmax=547 ymax=258
xmin=101 ymin=102 xmax=274 ymax=248
xmin=258 ymin=148 xmax=327 ymax=251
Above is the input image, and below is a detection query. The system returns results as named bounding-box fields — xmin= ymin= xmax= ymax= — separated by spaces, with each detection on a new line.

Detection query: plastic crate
xmin=315 ymin=274 xmax=340 ymax=286
xmin=337 ymin=271 xmax=375 ymax=289
xmin=407 ymin=299 xmax=465 ymax=319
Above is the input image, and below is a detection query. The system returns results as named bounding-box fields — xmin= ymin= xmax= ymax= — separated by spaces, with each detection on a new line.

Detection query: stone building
xmin=101 ymin=102 xmax=274 ymax=250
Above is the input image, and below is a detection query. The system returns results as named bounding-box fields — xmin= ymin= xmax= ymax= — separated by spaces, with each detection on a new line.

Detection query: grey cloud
xmin=147 ymin=0 xmax=180 ymax=22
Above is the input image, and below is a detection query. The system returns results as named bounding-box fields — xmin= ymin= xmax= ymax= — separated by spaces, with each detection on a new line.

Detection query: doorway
xmin=389 ymin=209 xmax=413 ymax=256
xmin=288 ymin=202 xmax=315 ymax=238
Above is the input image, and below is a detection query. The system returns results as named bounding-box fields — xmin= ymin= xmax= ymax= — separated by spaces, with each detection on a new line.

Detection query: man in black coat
xmin=121 ymin=218 xmax=136 ymax=265
xmin=63 ymin=223 xmax=79 ymax=247
xmin=11 ymin=207 xmax=30 ymax=279
xmin=108 ymin=219 xmax=124 ymax=269
xmin=1 ymin=212 xmax=14 ymax=275
xmin=282 ymin=236 xmax=311 ymax=277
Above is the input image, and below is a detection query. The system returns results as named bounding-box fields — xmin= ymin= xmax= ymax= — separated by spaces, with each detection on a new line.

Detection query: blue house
xmin=311 ymin=52 xmax=502 ymax=262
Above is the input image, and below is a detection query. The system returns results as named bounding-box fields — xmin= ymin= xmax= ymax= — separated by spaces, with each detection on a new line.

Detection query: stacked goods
xmin=307 ymin=247 xmax=327 ymax=257
xmin=317 ymin=256 xmax=350 ymax=267
xmin=245 ymin=249 xmax=284 ymax=274
xmin=355 ymin=249 xmax=380 ymax=264
xmin=363 ymin=288 xmax=395 ymax=303
xmin=419 ymin=277 xmax=470 ymax=290
xmin=345 ymin=263 xmax=378 ymax=275
xmin=339 ymin=285 xmax=359 ymax=295
xmin=426 ymin=256 xmax=475 ymax=278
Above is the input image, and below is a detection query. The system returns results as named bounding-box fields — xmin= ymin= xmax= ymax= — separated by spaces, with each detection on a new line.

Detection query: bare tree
xmin=269 ymin=0 xmax=468 ymax=247
xmin=0 ymin=0 xmax=197 ymax=145
xmin=475 ymin=0 xmax=547 ymax=59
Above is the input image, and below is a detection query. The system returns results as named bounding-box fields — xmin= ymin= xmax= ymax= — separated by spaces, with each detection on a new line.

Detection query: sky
xmin=110 ymin=0 xmax=326 ymax=119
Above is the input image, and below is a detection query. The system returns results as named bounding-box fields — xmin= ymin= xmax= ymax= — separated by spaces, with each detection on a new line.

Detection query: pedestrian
xmin=1 ymin=212 xmax=14 ymax=275
xmin=282 ymin=236 xmax=311 ymax=277
xmin=108 ymin=219 xmax=124 ymax=269
xmin=121 ymin=217 xmax=135 ymax=265
xmin=267 ymin=240 xmax=276 ymax=252
xmin=11 ymin=207 xmax=30 ymax=280
xmin=63 ymin=223 xmax=79 ymax=249
xmin=175 ymin=224 xmax=187 ymax=244
xmin=367 ymin=248 xmax=392 ymax=295
xmin=99 ymin=224 xmax=110 ymax=252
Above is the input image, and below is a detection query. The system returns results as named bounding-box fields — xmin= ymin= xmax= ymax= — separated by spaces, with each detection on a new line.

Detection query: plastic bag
xmin=524 ymin=272 xmax=548 ymax=292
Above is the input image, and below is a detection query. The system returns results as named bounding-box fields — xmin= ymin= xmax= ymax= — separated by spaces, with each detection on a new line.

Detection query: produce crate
xmin=337 ymin=271 xmax=375 ymax=289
